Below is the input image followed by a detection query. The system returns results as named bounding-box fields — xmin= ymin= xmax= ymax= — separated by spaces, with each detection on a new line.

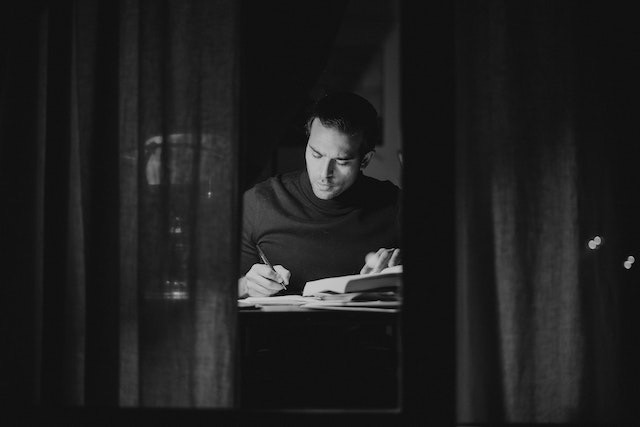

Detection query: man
xmin=238 ymin=92 xmax=401 ymax=297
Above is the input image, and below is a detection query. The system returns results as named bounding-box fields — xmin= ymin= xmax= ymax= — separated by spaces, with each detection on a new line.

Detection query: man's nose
xmin=319 ymin=159 xmax=334 ymax=179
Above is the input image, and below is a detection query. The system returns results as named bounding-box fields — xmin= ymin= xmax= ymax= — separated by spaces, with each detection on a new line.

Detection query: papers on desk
xmin=239 ymin=291 xmax=400 ymax=311
xmin=240 ymin=295 xmax=318 ymax=306
xmin=303 ymin=301 xmax=400 ymax=312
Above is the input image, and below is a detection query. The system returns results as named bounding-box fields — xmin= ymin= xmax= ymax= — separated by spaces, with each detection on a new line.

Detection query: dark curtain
xmin=456 ymin=0 xmax=639 ymax=423
xmin=2 ymin=0 xmax=240 ymax=407
xmin=399 ymin=0 xmax=455 ymax=423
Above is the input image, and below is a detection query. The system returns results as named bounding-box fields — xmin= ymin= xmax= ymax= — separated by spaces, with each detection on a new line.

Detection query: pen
xmin=256 ymin=243 xmax=286 ymax=290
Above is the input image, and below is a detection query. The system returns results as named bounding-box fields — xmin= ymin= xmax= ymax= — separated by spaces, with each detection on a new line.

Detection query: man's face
xmin=305 ymin=118 xmax=371 ymax=200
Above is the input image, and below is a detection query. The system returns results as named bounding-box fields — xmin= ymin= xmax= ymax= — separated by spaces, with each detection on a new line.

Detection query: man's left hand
xmin=360 ymin=248 xmax=401 ymax=274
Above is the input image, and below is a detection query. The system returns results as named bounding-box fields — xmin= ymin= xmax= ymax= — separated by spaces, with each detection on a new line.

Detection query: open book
xmin=302 ymin=265 xmax=402 ymax=297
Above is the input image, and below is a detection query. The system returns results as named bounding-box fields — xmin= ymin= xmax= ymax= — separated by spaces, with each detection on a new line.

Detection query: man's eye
xmin=312 ymin=152 xmax=321 ymax=159
xmin=336 ymin=161 xmax=349 ymax=166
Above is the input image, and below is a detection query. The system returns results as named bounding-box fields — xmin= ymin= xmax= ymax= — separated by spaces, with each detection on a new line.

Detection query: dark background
xmin=8 ymin=0 xmax=640 ymax=423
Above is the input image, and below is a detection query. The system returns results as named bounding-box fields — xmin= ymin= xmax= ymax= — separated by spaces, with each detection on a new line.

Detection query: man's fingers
xmin=247 ymin=284 xmax=272 ymax=297
xmin=366 ymin=251 xmax=379 ymax=267
xmin=250 ymin=264 xmax=285 ymax=285
xmin=360 ymin=252 xmax=377 ymax=274
xmin=273 ymin=265 xmax=291 ymax=286
xmin=371 ymin=248 xmax=393 ymax=273
xmin=388 ymin=249 xmax=401 ymax=267
xmin=361 ymin=248 xmax=398 ymax=274
xmin=247 ymin=265 xmax=284 ymax=290
xmin=243 ymin=263 xmax=291 ymax=296
xmin=245 ymin=277 xmax=281 ymax=297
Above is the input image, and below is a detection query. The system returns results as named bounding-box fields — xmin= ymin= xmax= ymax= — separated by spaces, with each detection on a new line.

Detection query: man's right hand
xmin=238 ymin=263 xmax=291 ymax=298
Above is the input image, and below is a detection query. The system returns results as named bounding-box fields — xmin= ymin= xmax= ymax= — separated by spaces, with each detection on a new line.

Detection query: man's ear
xmin=360 ymin=151 xmax=374 ymax=170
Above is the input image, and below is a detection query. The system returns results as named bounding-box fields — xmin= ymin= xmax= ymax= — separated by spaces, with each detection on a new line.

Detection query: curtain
xmin=455 ymin=0 xmax=637 ymax=423
xmin=2 ymin=0 xmax=239 ymax=407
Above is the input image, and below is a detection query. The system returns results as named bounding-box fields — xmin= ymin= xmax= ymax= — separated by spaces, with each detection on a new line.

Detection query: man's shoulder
xmin=244 ymin=170 xmax=302 ymax=200
xmin=354 ymin=175 xmax=400 ymax=211
xmin=361 ymin=174 xmax=401 ymax=196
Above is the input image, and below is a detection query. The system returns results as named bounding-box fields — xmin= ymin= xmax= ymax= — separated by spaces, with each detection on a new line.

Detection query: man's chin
xmin=312 ymin=186 xmax=340 ymax=200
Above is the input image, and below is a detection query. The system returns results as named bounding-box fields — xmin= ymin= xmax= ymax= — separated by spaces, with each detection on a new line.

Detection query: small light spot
xmin=593 ymin=236 xmax=602 ymax=245
xmin=624 ymin=260 xmax=633 ymax=270
xmin=628 ymin=255 xmax=635 ymax=263
xmin=588 ymin=240 xmax=597 ymax=250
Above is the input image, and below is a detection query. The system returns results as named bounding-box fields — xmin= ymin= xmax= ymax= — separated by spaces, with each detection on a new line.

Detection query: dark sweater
xmin=240 ymin=169 xmax=401 ymax=293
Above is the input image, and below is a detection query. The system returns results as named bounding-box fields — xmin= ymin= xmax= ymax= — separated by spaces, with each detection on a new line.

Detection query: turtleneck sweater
xmin=240 ymin=169 xmax=401 ymax=293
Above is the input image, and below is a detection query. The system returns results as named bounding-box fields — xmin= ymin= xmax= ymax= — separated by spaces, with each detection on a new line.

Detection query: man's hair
xmin=304 ymin=92 xmax=380 ymax=155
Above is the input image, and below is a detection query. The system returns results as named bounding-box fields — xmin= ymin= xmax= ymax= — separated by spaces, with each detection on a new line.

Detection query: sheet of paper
xmin=239 ymin=295 xmax=319 ymax=306
xmin=303 ymin=300 xmax=400 ymax=308
xmin=303 ymin=305 xmax=399 ymax=313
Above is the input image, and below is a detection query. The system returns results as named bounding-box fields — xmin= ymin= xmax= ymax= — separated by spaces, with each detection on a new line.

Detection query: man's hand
xmin=238 ymin=263 xmax=291 ymax=298
xmin=360 ymin=248 xmax=401 ymax=274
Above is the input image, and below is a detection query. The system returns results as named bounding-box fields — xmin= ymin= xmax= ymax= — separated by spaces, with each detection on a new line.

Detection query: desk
xmin=238 ymin=306 xmax=400 ymax=410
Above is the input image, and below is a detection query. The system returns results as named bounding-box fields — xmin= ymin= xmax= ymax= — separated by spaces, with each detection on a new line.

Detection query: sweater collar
xmin=298 ymin=169 xmax=364 ymax=214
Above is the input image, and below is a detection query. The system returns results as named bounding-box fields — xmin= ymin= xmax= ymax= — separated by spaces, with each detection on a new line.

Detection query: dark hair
xmin=304 ymin=92 xmax=380 ymax=155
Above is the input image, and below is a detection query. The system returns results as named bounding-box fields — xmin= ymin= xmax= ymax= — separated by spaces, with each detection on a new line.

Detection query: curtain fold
xmin=118 ymin=0 xmax=141 ymax=406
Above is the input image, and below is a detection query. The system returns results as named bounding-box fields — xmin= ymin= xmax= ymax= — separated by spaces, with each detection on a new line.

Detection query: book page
xmin=302 ymin=265 xmax=402 ymax=296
